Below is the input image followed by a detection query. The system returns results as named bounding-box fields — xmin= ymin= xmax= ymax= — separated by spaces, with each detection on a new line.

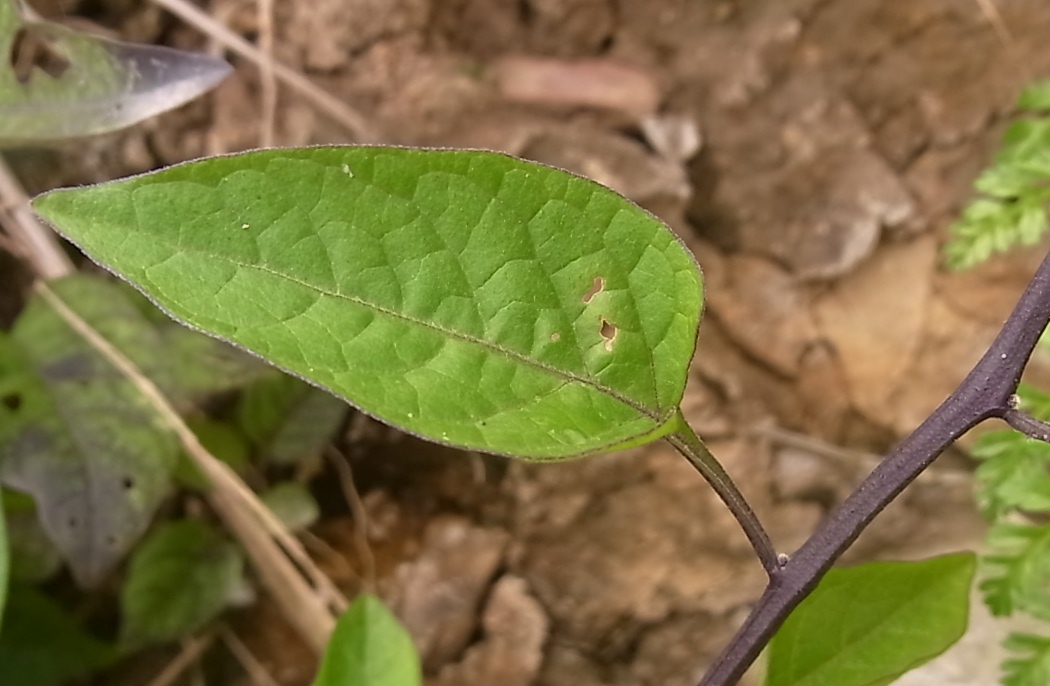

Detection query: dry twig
xmin=326 ymin=447 xmax=377 ymax=591
xmin=0 ymin=156 xmax=74 ymax=279
xmin=975 ymin=0 xmax=1013 ymax=45
xmin=0 ymin=156 xmax=345 ymax=654
xmin=255 ymin=0 xmax=277 ymax=147
xmin=220 ymin=624 xmax=282 ymax=686
xmin=148 ymin=0 xmax=379 ymax=142
xmin=144 ymin=632 xmax=217 ymax=686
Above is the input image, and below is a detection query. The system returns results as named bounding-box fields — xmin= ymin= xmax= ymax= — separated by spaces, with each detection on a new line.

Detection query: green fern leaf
xmin=1003 ymin=632 xmax=1050 ymax=686
xmin=944 ymin=80 xmax=1050 ymax=269
xmin=980 ymin=522 xmax=1050 ymax=620
xmin=972 ymin=431 xmax=1050 ymax=519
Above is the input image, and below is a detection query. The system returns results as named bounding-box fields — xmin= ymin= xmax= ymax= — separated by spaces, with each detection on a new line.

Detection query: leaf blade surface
xmin=313 ymin=593 xmax=421 ymax=686
xmin=34 ymin=147 xmax=703 ymax=459
xmin=765 ymin=553 xmax=975 ymax=686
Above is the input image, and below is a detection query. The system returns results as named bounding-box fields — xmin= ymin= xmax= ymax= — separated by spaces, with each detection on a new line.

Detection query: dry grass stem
xmin=144 ymin=632 xmax=217 ymax=686
xmin=34 ymin=281 xmax=340 ymax=652
xmin=220 ymin=624 xmax=282 ymax=686
xmin=975 ymin=0 xmax=1013 ymax=44
xmin=0 ymin=156 xmax=74 ymax=279
xmin=327 ymin=447 xmax=377 ymax=591
xmin=255 ymin=0 xmax=277 ymax=147
xmin=148 ymin=0 xmax=380 ymax=142
xmin=0 ymin=158 xmax=345 ymax=653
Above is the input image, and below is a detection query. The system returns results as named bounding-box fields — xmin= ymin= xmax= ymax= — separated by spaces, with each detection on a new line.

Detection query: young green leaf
xmin=0 ymin=0 xmax=230 ymax=143
xmin=38 ymin=275 xmax=266 ymax=410
xmin=765 ymin=553 xmax=975 ymax=686
xmin=944 ymin=115 xmax=1050 ymax=269
xmin=313 ymin=594 xmax=421 ymax=686
xmin=33 ymin=147 xmax=704 ymax=460
xmin=261 ymin=481 xmax=320 ymax=531
xmin=237 ymin=373 xmax=349 ymax=466
xmin=1 ymin=491 xmax=62 ymax=583
xmin=0 ymin=283 xmax=179 ymax=587
xmin=0 ymin=586 xmax=113 ymax=686
xmin=0 ymin=488 xmax=7 ymax=632
xmin=1018 ymin=79 xmax=1050 ymax=112
xmin=0 ymin=274 xmax=266 ymax=584
xmin=121 ymin=519 xmax=246 ymax=646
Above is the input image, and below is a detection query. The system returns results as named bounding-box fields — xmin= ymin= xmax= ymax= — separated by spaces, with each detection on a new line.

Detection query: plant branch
xmin=0 ymin=155 xmax=74 ymax=279
xmin=1003 ymin=408 xmax=1050 ymax=442
xmin=668 ymin=410 xmax=781 ymax=576
xmin=697 ymin=246 xmax=1050 ymax=686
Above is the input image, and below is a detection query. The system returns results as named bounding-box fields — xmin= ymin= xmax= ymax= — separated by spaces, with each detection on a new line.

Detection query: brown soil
xmin=11 ymin=0 xmax=1050 ymax=685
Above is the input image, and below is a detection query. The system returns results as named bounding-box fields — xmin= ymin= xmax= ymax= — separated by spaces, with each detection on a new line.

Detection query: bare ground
xmin=11 ymin=0 xmax=1050 ymax=684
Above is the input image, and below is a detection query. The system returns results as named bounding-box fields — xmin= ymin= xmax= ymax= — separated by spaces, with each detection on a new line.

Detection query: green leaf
xmin=0 ymin=0 xmax=230 ymax=143
xmin=313 ymin=594 xmax=421 ymax=686
xmin=39 ymin=275 xmax=266 ymax=410
xmin=1019 ymin=80 xmax=1050 ymax=111
xmin=2 ymin=492 xmax=62 ymax=583
xmin=0 ymin=281 xmax=179 ymax=586
xmin=943 ymin=87 xmax=1050 ymax=269
xmin=173 ymin=417 xmax=252 ymax=491
xmin=237 ymin=373 xmax=348 ymax=466
xmin=0 ymin=489 xmax=7 ymax=632
xmin=33 ymin=147 xmax=703 ymax=460
xmin=121 ymin=519 xmax=246 ymax=646
xmin=765 ymin=553 xmax=975 ymax=686
xmin=971 ymin=430 xmax=1050 ymax=520
xmin=1018 ymin=383 xmax=1050 ymax=422
xmin=0 ymin=273 xmax=265 ymax=584
xmin=261 ymin=481 xmax=320 ymax=531
xmin=1003 ymin=632 xmax=1050 ymax=686
xmin=0 ymin=586 xmax=113 ymax=686
xmin=981 ymin=522 xmax=1050 ymax=619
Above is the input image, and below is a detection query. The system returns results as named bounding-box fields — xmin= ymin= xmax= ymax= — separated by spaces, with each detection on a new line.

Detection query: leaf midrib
xmin=150 ymin=240 xmax=665 ymax=423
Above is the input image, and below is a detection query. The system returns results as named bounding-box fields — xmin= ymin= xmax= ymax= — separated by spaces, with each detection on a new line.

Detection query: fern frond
xmin=1002 ymin=632 xmax=1050 ymax=686
xmin=981 ymin=521 xmax=1050 ymax=620
xmin=944 ymin=80 xmax=1050 ymax=270
xmin=1018 ymin=384 xmax=1050 ymax=422
xmin=972 ymin=431 xmax=1050 ymax=519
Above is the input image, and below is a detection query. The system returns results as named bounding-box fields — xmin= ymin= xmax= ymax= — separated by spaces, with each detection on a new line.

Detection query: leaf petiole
xmin=667 ymin=410 xmax=781 ymax=576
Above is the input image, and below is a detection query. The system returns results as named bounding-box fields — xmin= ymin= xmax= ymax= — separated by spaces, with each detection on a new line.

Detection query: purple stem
xmin=697 ymin=246 xmax=1050 ymax=686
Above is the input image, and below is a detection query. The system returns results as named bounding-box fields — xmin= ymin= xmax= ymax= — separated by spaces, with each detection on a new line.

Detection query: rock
xmin=430 ymin=576 xmax=549 ymax=686
xmin=694 ymin=76 xmax=916 ymax=279
xmin=706 ymin=254 xmax=819 ymax=376
xmin=522 ymin=124 xmax=693 ymax=206
xmin=641 ymin=113 xmax=704 ymax=162
xmin=524 ymin=0 xmax=616 ymax=56
xmin=814 ymin=236 xmax=937 ymax=428
xmin=794 ymin=341 xmax=853 ymax=440
xmin=772 ymin=447 xmax=842 ymax=503
xmin=887 ymin=294 xmax=997 ymax=437
xmin=934 ymin=239 xmax=1047 ymax=326
xmin=905 ymin=143 xmax=995 ymax=223
xmin=344 ymin=41 xmax=488 ymax=143
xmin=391 ymin=516 xmax=510 ymax=669
xmin=282 ymin=0 xmax=429 ymax=71
xmin=494 ymin=57 xmax=661 ymax=117
xmin=629 ymin=613 xmax=747 ymax=686
xmin=518 ymin=442 xmax=770 ymax=644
